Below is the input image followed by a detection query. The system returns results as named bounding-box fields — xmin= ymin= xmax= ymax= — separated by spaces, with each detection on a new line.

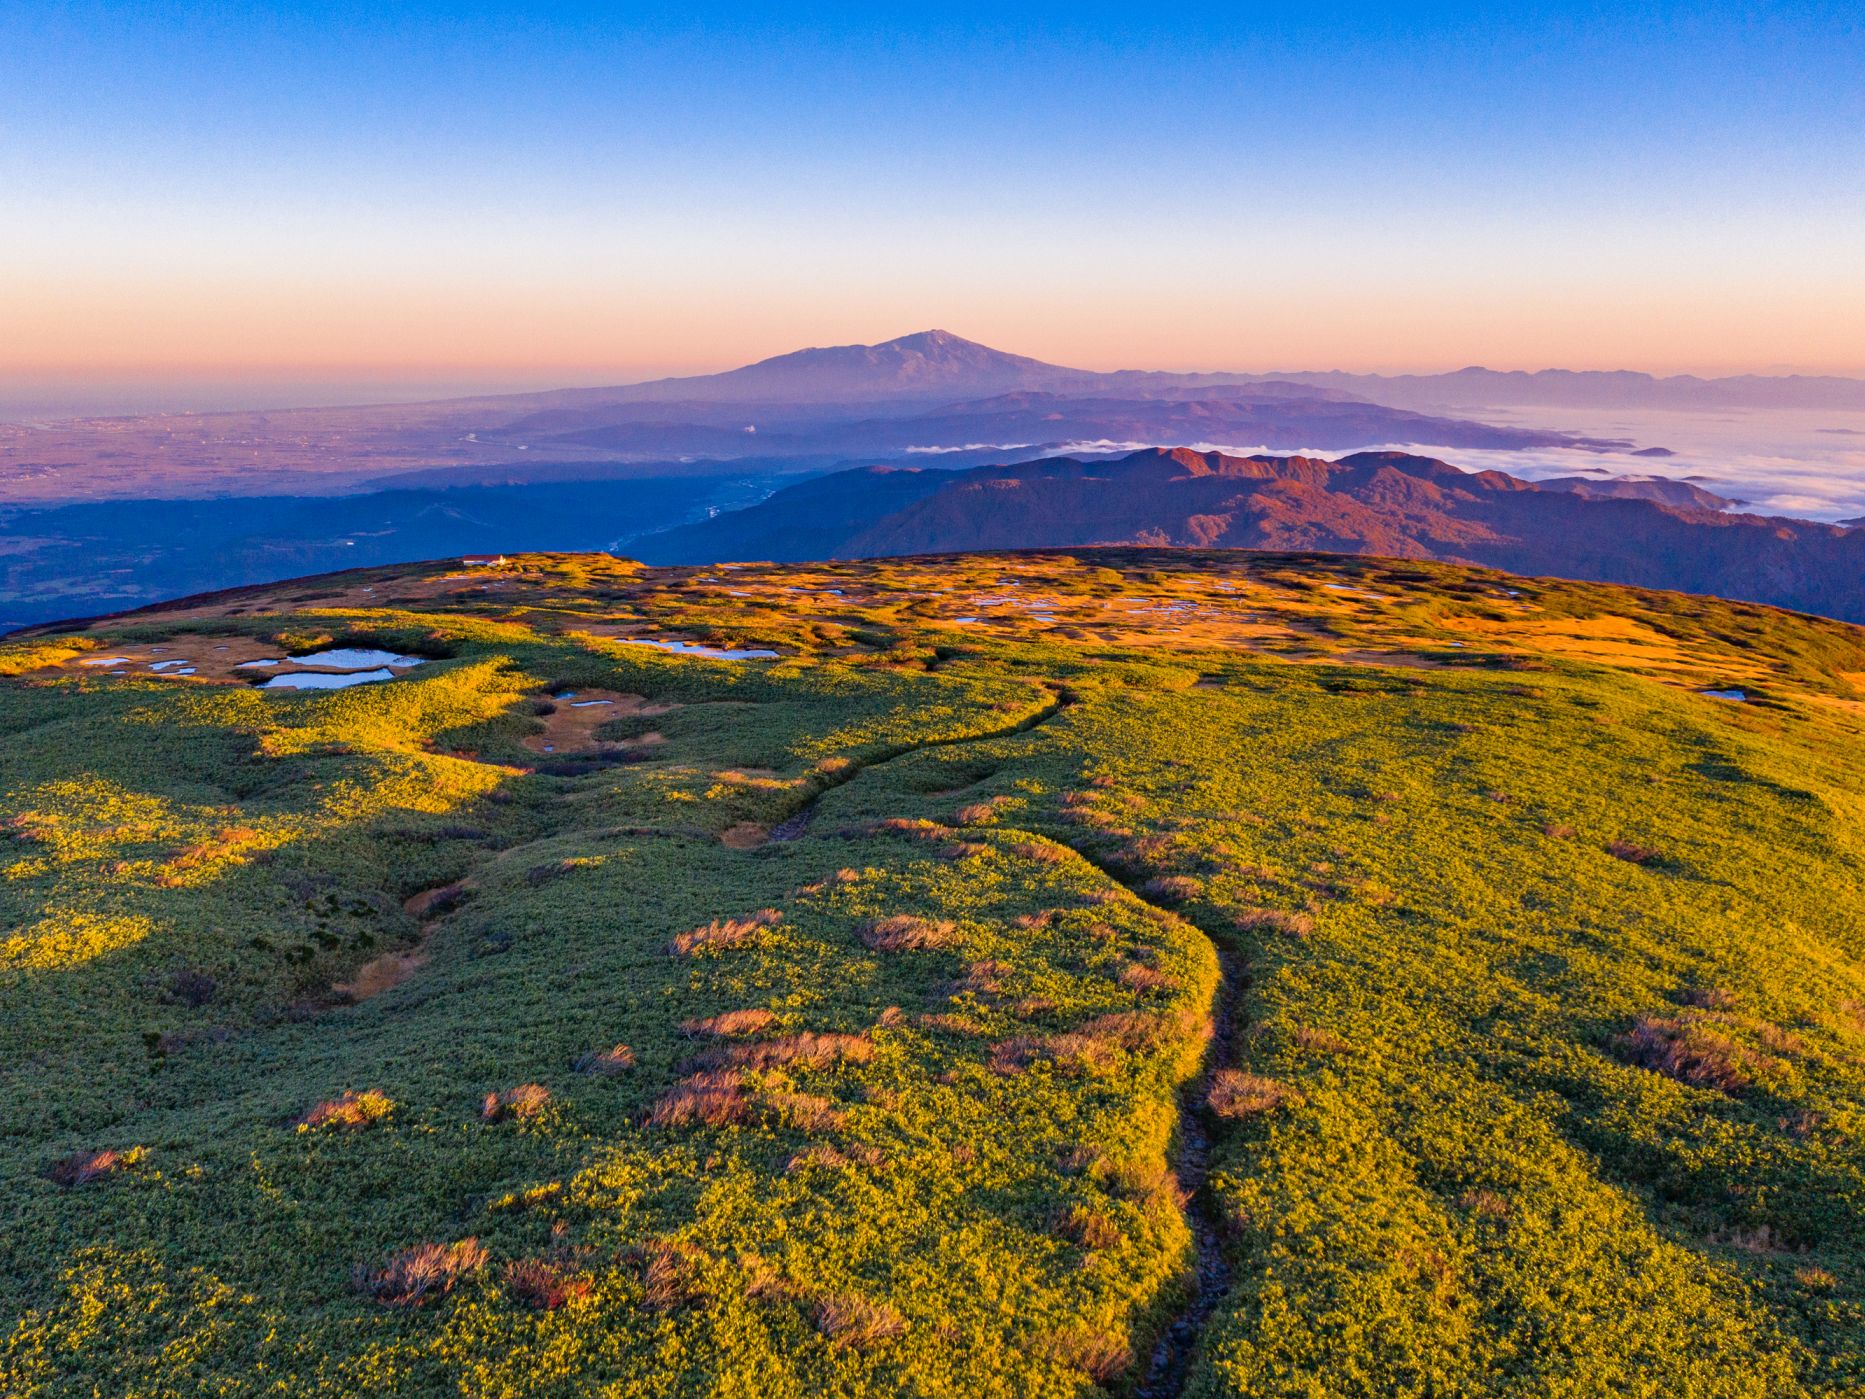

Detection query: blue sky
xmin=3 ymin=1 xmax=1862 ymax=382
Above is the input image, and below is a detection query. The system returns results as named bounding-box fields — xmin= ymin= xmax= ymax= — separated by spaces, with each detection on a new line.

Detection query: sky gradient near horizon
xmin=3 ymin=1 xmax=1864 ymax=396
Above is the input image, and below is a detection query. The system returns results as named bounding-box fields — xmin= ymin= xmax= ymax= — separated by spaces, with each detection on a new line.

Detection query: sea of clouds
xmin=950 ymin=406 xmax=1865 ymax=525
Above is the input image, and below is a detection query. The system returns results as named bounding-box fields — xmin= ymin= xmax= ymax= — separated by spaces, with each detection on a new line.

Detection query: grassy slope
xmin=2 ymin=549 xmax=1863 ymax=1396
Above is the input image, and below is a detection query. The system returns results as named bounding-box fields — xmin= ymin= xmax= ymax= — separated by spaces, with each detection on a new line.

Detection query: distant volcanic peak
xmin=891 ymin=328 xmax=988 ymax=353
xmin=740 ymin=329 xmax=1064 ymax=384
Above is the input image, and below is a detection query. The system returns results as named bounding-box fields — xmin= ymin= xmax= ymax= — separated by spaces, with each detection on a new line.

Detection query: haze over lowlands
xmin=5 ymin=6 xmax=1865 ymax=1398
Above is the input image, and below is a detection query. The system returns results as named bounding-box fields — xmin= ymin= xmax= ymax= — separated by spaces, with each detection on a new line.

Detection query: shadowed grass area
xmin=3 ymin=547 xmax=1864 ymax=1396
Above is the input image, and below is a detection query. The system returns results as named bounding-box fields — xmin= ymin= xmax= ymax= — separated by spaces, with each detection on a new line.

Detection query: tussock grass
xmin=647 ymin=1070 xmax=753 ymax=1129
xmin=45 ymin=1148 xmax=142 ymax=1189
xmin=505 ymin=1256 xmax=592 ymax=1310
xmin=573 ymin=1044 xmax=636 ymax=1075
xmin=859 ymin=914 xmax=958 ymax=952
xmin=689 ymin=1031 xmax=874 ymax=1071
xmin=355 ymin=1239 xmax=487 ymax=1307
xmin=813 ymin=1293 xmax=907 ymax=1351
xmin=668 ymin=908 xmax=781 ymax=956
xmin=679 ymin=1008 xmax=777 ymax=1037
xmin=481 ymin=1083 xmax=551 ymax=1122
xmin=1207 ymin=1069 xmax=1299 ymax=1118
xmin=295 ymin=1089 xmax=394 ymax=1131
xmin=1618 ymin=1014 xmax=1774 ymax=1095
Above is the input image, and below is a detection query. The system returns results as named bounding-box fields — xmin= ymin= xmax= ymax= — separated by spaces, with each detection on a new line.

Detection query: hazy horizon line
xmin=7 ymin=344 xmax=1865 ymax=424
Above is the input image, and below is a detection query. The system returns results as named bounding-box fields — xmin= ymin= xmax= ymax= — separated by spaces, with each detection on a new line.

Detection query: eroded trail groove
xmin=1063 ymin=853 xmax=1245 ymax=1399
xmin=767 ymin=683 xmax=1072 ymax=840
xmin=784 ymin=675 xmax=1243 ymax=1394
xmin=793 ymin=680 xmax=1241 ymax=1393
xmin=1137 ymin=945 xmax=1246 ymax=1396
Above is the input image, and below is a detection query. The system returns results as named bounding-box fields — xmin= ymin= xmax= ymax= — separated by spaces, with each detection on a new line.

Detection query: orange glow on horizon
xmin=5 ymin=277 xmax=1863 ymax=382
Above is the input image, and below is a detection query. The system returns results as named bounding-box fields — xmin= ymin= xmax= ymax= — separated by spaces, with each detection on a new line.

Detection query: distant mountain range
xmin=7 ymin=330 xmax=1863 ymax=632
xmin=638 ymin=447 xmax=1865 ymax=622
xmin=490 ymin=386 xmax=1610 ymax=460
xmin=13 ymin=329 xmax=1861 ymax=507
xmin=0 ymin=330 xmax=1651 ymax=505
xmin=499 ymin=330 xmax=1865 ymax=413
xmin=466 ymin=332 xmax=1634 ymax=461
xmin=1255 ymin=366 xmax=1865 ymax=412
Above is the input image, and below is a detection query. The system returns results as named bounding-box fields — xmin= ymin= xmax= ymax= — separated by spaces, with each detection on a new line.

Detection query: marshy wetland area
xmin=5 ymin=547 xmax=1865 ymax=1396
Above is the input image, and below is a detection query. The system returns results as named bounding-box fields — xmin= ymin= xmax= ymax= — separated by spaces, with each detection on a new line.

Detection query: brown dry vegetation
xmin=45 ymin=1148 xmax=139 ymax=1189
xmin=680 ymin=1008 xmax=778 ymax=1038
xmin=669 ymin=908 xmax=781 ymax=956
xmin=859 ymin=914 xmax=958 ymax=952
xmin=1233 ymin=907 xmax=1316 ymax=937
xmin=505 ymin=1256 xmax=593 ymax=1310
xmin=296 ymin=1089 xmax=394 ymax=1132
xmin=481 ymin=1083 xmax=552 ymax=1122
xmin=689 ymin=1031 xmax=874 ymax=1072
xmin=573 ymin=1044 xmax=636 ymax=1075
xmin=813 ymin=1294 xmax=908 ymax=1351
xmin=1208 ymin=1069 xmax=1299 ymax=1118
xmin=1618 ymin=1014 xmax=1773 ymax=1094
xmin=648 ymin=1071 xmax=753 ymax=1130
xmin=1043 ymin=1327 xmax=1135 ymax=1385
xmin=355 ymin=1239 xmax=488 ymax=1307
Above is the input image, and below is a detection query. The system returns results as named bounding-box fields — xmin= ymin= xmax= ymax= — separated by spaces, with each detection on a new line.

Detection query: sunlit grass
xmin=3 ymin=547 xmax=1863 ymax=1396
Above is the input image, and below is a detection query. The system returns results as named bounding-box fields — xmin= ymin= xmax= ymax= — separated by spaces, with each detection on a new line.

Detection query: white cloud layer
xmin=966 ymin=407 xmax=1865 ymax=524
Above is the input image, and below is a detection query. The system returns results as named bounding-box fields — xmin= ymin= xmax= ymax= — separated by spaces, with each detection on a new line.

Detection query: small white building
xmin=462 ymin=554 xmax=508 ymax=568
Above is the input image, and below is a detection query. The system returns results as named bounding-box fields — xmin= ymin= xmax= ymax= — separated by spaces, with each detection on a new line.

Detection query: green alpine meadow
xmin=4 ymin=547 xmax=1864 ymax=1397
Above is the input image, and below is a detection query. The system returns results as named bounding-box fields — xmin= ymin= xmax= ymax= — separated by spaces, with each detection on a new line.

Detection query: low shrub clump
xmin=1041 ymin=1327 xmax=1134 ymax=1386
xmin=647 ymin=1068 xmax=844 ymax=1133
xmin=641 ymin=1240 xmax=708 ymax=1311
xmin=1141 ymin=874 xmax=1203 ymax=903
xmin=953 ymin=798 xmax=1009 ymax=825
xmin=1289 ymin=1025 xmax=1353 ymax=1055
xmin=1007 ymin=840 xmax=1069 ymax=865
xmin=648 ymin=1070 xmax=752 ymax=1129
xmin=1054 ymin=1203 xmax=1123 ymax=1251
xmin=993 ymin=1011 xmax=1180 ymax=1077
xmin=1118 ymin=962 xmax=1177 ymax=994
xmin=1232 ymin=907 xmax=1315 ymax=937
xmin=1607 ymin=839 xmax=1663 ymax=865
xmin=953 ymin=959 xmax=1011 ymax=994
